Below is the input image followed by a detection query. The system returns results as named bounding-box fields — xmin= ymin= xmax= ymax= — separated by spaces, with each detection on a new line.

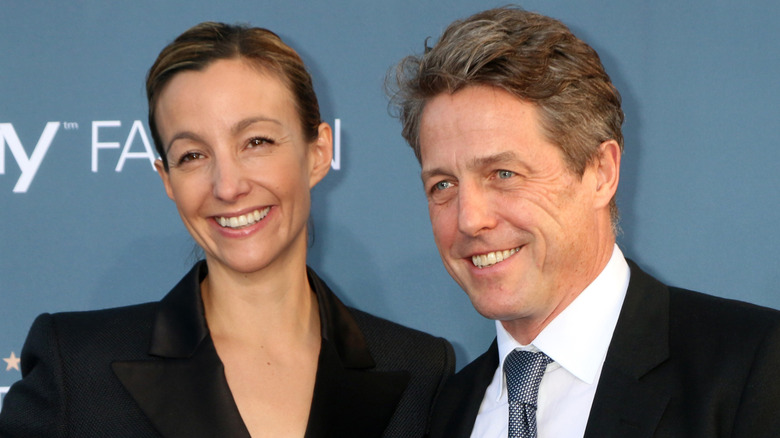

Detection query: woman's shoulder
xmin=308 ymin=266 xmax=454 ymax=364
xmin=25 ymin=301 xmax=160 ymax=358
xmin=42 ymin=301 xmax=159 ymax=332
xmin=346 ymin=306 xmax=455 ymax=435
xmin=346 ymin=306 xmax=454 ymax=370
xmin=346 ymin=306 xmax=440 ymax=341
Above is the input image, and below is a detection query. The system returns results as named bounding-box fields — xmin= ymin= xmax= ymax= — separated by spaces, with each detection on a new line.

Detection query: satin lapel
xmin=112 ymin=337 xmax=250 ymax=438
xmin=304 ymin=267 xmax=410 ymax=438
xmin=112 ymin=262 xmax=250 ymax=438
xmin=584 ymin=260 xmax=671 ymax=438
xmin=305 ymin=339 xmax=410 ymax=438
xmin=429 ymin=341 xmax=498 ymax=438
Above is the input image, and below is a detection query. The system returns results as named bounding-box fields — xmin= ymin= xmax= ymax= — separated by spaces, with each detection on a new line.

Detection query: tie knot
xmin=504 ymin=350 xmax=552 ymax=406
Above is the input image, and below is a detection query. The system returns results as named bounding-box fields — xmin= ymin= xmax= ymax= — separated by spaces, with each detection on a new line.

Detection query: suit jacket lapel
xmin=112 ymin=262 xmax=250 ymax=438
xmin=112 ymin=338 xmax=250 ymax=438
xmin=305 ymin=267 xmax=410 ymax=437
xmin=305 ymin=338 xmax=409 ymax=437
xmin=428 ymin=340 xmax=498 ymax=438
xmin=584 ymin=260 xmax=672 ymax=438
xmin=112 ymin=264 xmax=409 ymax=437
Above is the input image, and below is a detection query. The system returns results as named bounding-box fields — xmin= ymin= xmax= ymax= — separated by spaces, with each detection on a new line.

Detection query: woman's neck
xmin=200 ymin=260 xmax=321 ymax=349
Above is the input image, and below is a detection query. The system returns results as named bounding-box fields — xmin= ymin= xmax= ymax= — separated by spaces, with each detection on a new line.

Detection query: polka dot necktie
xmin=504 ymin=350 xmax=553 ymax=438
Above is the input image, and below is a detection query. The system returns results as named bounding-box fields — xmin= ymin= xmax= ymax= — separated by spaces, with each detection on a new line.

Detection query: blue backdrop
xmin=2 ymin=1 xmax=779 ymax=405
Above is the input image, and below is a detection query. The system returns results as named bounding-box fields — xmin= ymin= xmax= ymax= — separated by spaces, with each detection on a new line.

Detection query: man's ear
xmin=309 ymin=122 xmax=333 ymax=188
xmin=594 ymin=139 xmax=621 ymax=209
xmin=154 ymin=159 xmax=175 ymax=201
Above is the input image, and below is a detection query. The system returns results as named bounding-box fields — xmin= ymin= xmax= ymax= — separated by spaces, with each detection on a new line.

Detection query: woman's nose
xmin=212 ymin=155 xmax=250 ymax=202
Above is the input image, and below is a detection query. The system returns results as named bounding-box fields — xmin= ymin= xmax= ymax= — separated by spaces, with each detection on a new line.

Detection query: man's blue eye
xmin=498 ymin=170 xmax=515 ymax=179
xmin=434 ymin=181 xmax=452 ymax=191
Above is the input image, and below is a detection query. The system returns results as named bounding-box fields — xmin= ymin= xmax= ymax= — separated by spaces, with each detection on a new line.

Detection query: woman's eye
xmin=178 ymin=152 xmax=205 ymax=164
xmin=497 ymin=170 xmax=515 ymax=179
xmin=248 ymin=137 xmax=274 ymax=148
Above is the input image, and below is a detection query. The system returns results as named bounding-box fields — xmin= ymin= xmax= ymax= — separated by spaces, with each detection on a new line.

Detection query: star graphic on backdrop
xmin=4 ymin=352 xmax=21 ymax=371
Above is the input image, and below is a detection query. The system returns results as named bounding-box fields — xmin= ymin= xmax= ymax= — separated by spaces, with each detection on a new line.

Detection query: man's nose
xmin=457 ymin=182 xmax=497 ymax=236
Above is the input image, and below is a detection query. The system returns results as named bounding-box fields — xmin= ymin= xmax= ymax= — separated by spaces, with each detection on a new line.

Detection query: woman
xmin=0 ymin=22 xmax=454 ymax=437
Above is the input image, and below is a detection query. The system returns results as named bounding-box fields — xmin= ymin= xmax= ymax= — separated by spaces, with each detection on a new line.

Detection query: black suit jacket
xmin=429 ymin=260 xmax=780 ymax=437
xmin=0 ymin=262 xmax=455 ymax=437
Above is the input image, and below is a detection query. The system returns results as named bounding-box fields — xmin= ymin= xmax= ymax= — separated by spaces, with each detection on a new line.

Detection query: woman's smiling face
xmin=154 ymin=58 xmax=331 ymax=276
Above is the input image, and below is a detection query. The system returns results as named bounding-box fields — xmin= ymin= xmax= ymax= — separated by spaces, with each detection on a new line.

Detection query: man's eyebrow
xmin=467 ymin=151 xmax=518 ymax=170
xmin=421 ymin=151 xmax=520 ymax=181
xmin=421 ymin=166 xmax=448 ymax=182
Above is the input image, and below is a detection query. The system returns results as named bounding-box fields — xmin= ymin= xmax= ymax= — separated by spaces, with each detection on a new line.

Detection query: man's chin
xmin=468 ymin=295 xmax=527 ymax=321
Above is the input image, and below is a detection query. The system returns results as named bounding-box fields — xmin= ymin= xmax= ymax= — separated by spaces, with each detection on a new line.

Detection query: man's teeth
xmin=472 ymin=247 xmax=520 ymax=269
xmin=217 ymin=207 xmax=270 ymax=229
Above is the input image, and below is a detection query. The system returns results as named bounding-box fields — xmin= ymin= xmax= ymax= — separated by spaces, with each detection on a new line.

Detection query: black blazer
xmin=0 ymin=262 xmax=455 ymax=437
xmin=428 ymin=260 xmax=780 ymax=437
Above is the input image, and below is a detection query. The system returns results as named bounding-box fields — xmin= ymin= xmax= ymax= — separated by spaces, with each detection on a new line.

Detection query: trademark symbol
xmin=63 ymin=122 xmax=79 ymax=130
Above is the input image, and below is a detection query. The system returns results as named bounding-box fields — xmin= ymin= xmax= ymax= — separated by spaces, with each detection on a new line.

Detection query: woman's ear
xmin=154 ymin=159 xmax=175 ymax=200
xmin=308 ymin=122 xmax=333 ymax=188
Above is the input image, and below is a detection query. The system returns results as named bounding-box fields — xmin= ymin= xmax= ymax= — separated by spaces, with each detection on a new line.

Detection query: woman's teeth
xmin=216 ymin=207 xmax=270 ymax=229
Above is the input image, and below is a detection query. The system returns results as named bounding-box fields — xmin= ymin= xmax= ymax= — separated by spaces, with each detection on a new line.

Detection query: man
xmin=390 ymin=6 xmax=780 ymax=437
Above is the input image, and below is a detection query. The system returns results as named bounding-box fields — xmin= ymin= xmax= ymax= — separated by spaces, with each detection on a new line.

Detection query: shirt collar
xmin=495 ymin=244 xmax=630 ymax=396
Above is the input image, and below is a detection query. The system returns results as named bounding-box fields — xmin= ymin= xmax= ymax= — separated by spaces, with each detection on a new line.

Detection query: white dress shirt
xmin=471 ymin=245 xmax=630 ymax=438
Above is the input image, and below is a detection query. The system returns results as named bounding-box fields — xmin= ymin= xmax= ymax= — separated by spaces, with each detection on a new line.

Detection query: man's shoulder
xmin=627 ymin=259 xmax=780 ymax=333
xmin=668 ymin=286 xmax=780 ymax=336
